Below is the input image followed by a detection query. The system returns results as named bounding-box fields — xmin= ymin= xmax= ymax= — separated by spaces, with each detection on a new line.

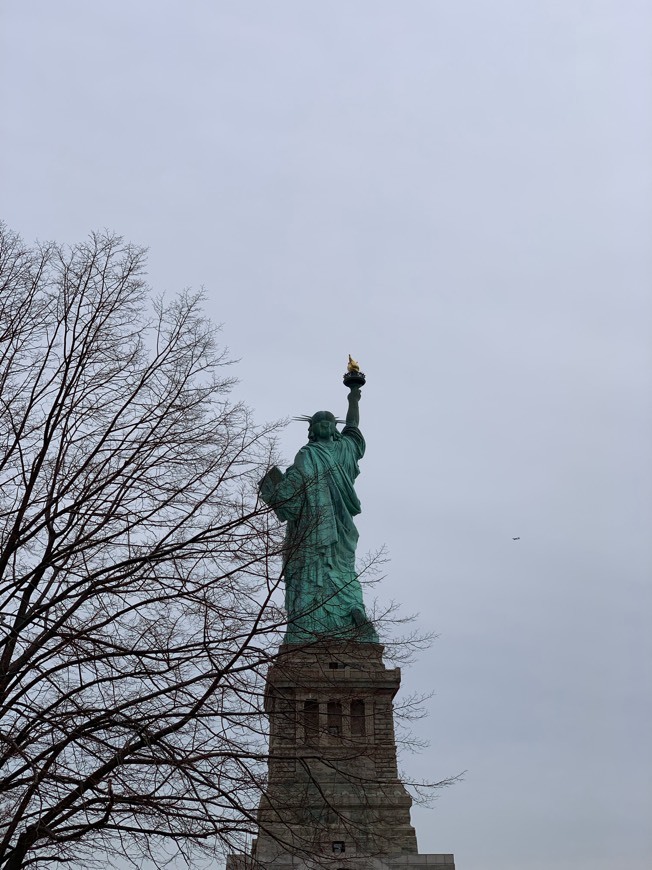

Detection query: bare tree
xmin=0 ymin=224 xmax=456 ymax=870
xmin=0 ymin=224 xmax=288 ymax=869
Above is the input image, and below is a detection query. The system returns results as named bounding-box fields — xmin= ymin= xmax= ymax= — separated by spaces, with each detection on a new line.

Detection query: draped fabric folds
xmin=260 ymin=426 xmax=378 ymax=643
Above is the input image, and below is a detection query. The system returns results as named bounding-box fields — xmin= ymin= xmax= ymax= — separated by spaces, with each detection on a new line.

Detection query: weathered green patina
xmin=260 ymin=383 xmax=378 ymax=644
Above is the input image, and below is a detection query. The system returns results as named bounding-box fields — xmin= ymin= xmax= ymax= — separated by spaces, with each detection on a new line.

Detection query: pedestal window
xmin=351 ymin=698 xmax=366 ymax=736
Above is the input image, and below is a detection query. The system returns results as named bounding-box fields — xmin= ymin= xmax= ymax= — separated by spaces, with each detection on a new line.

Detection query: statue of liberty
xmin=259 ymin=360 xmax=378 ymax=644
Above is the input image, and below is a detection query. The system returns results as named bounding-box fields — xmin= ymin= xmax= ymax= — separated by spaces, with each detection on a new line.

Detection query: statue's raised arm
xmin=259 ymin=358 xmax=377 ymax=645
xmin=345 ymin=384 xmax=361 ymax=429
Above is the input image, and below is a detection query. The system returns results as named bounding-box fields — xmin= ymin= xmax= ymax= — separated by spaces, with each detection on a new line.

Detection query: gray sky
xmin=2 ymin=2 xmax=651 ymax=869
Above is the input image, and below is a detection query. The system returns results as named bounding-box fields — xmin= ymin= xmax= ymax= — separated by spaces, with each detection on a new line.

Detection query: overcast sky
xmin=2 ymin=3 xmax=651 ymax=869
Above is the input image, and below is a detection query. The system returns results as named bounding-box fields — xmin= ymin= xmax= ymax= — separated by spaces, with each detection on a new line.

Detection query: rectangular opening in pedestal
xmin=303 ymin=699 xmax=319 ymax=740
xmin=350 ymin=699 xmax=366 ymax=736
xmin=327 ymin=701 xmax=342 ymax=736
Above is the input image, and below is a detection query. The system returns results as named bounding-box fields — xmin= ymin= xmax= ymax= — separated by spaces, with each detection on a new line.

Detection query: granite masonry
xmin=226 ymin=640 xmax=455 ymax=870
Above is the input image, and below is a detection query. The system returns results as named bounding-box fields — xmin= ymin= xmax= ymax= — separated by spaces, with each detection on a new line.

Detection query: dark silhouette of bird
xmin=512 ymin=537 xmax=520 ymax=541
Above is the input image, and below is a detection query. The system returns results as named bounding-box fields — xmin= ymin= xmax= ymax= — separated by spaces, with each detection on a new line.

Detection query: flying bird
xmin=512 ymin=537 xmax=520 ymax=541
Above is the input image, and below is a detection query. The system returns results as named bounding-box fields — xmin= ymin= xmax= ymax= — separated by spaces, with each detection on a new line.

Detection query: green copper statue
xmin=260 ymin=359 xmax=378 ymax=644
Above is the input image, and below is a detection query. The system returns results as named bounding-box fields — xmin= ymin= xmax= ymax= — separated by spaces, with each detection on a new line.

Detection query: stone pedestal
xmin=226 ymin=641 xmax=455 ymax=870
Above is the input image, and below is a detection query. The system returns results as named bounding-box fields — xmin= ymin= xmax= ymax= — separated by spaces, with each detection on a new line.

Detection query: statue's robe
xmin=260 ymin=426 xmax=378 ymax=643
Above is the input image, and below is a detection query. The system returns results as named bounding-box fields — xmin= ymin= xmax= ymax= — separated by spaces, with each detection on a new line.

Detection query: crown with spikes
xmin=293 ymin=414 xmax=345 ymax=424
